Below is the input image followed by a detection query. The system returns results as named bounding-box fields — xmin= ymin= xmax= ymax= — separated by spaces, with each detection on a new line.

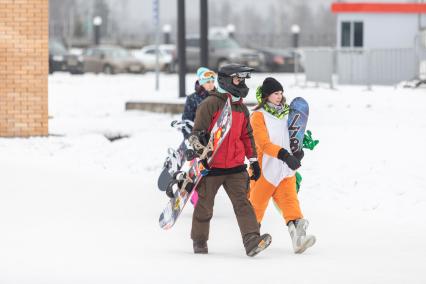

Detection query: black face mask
xmin=218 ymin=75 xmax=250 ymax=98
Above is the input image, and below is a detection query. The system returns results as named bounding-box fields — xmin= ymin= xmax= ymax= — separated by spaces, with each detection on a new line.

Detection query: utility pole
xmin=291 ymin=24 xmax=300 ymax=86
xmin=177 ymin=0 xmax=186 ymax=98
xmin=200 ymin=0 xmax=208 ymax=68
xmin=153 ymin=0 xmax=160 ymax=91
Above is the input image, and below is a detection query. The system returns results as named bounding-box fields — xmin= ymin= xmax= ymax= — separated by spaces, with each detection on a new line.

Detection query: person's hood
xmin=194 ymin=80 xmax=212 ymax=98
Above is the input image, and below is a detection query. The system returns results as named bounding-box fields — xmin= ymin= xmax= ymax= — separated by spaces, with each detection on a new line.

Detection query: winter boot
xmin=243 ymin=233 xmax=272 ymax=257
xmin=193 ymin=240 xmax=208 ymax=254
xmin=288 ymin=219 xmax=316 ymax=254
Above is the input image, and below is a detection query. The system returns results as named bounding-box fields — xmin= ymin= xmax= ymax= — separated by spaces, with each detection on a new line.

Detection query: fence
xmin=304 ymin=48 xmax=335 ymax=87
xmin=303 ymin=45 xmax=426 ymax=87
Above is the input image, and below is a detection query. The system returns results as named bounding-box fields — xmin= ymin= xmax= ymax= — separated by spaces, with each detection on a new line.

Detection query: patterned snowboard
xmin=159 ymin=98 xmax=233 ymax=230
xmin=288 ymin=97 xmax=309 ymax=153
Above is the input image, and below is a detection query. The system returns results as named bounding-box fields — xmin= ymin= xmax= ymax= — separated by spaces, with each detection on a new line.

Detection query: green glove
xmin=303 ymin=130 xmax=319 ymax=150
xmin=295 ymin=171 xmax=302 ymax=193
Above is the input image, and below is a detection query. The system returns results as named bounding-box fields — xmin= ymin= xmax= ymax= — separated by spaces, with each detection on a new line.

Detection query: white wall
xmin=337 ymin=13 xmax=421 ymax=49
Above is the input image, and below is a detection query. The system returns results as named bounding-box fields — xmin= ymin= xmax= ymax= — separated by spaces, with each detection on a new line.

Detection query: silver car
xmin=82 ymin=45 xmax=145 ymax=74
xmin=185 ymin=36 xmax=264 ymax=71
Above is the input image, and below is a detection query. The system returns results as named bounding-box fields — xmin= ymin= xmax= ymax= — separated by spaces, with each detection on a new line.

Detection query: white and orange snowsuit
xmin=249 ymin=109 xmax=303 ymax=224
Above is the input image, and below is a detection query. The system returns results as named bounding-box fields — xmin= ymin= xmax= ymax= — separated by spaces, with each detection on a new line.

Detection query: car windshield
xmin=144 ymin=47 xmax=172 ymax=56
xmin=49 ymin=41 xmax=67 ymax=55
xmin=104 ymin=48 xmax=131 ymax=58
xmin=161 ymin=48 xmax=174 ymax=55
xmin=210 ymin=38 xmax=240 ymax=49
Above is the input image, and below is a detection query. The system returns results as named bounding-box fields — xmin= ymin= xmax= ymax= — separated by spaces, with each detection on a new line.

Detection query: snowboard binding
xmin=165 ymin=171 xmax=195 ymax=198
xmin=171 ymin=119 xmax=194 ymax=138
xmin=184 ymin=149 xmax=197 ymax=161
xmin=163 ymin=148 xmax=180 ymax=173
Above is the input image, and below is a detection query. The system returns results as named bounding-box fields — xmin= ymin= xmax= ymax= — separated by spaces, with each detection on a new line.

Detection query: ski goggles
xmin=230 ymin=71 xmax=251 ymax=79
xmin=232 ymin=77 xmax=246 ymax=83
xmin=199 ymin=70 xmax=216 ymax=80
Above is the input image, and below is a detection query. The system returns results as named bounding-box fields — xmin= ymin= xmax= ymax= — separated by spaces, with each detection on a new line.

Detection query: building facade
xmin=332 ymin=2 xmax=426 ymax=49
xmin=0 ymin=0 xmax=49 ymax=137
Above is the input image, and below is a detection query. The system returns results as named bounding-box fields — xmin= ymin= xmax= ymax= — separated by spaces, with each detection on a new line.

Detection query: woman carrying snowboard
xmin=249 ymin=77 xmax=316 ymax=254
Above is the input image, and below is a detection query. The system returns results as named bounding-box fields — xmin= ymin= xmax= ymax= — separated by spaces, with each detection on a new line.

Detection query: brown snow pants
xmin=191 ymin=171 xmax=260 ymax=242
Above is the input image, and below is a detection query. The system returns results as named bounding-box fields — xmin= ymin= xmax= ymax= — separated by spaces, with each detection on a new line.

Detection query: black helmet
xmin=217 ymin=63 xmax=254 ymax=98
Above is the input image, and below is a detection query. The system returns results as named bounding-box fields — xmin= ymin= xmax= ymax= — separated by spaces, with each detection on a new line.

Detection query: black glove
xmin=250 ymin=160 xmax=261 ymax=181
xmin=188 ymin=132 xmax=208 ymax=156
xmin=293 ymin=149 xmax=304 ymax=161
xmin=277 ymin=148 xmax=301 ymax=170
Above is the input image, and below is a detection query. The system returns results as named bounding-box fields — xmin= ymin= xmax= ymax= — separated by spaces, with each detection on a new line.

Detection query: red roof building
xmin=331 ymin=2 xmax=426 ymax=49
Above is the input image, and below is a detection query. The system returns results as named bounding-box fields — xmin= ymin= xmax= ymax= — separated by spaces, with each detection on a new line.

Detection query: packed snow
xmin=1 ymin=72 xmax=425 ymax=284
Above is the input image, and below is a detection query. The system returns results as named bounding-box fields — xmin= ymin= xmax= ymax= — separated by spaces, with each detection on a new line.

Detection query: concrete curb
xmin=125 ymin=101 xmax=257 ymax=114
xmin=126 ymin=102 xmax=184 ymax=114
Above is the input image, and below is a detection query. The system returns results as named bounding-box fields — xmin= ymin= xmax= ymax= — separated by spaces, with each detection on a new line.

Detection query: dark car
xmin=82 ymin=45 xmax=145 ymax=74
xmin=49 ymin=40 xmax=84 ymax=74
xmin=256 ymin=48 xmax=304 ymax=73
xmin=185 ymin=36 xmax=264 ymax=71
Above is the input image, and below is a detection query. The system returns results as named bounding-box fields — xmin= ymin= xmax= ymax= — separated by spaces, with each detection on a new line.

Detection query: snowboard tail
xmin=157 ymin=141 xmax=187 ymax=192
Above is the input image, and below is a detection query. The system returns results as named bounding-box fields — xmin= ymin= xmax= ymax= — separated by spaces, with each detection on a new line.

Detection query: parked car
xmin=49 ymin=40 xmax=84 ymax=74
xmin=256 ymin=48 xmax=304 ymax=73
xmin=82 ymin=45 xmax=145 ymax=74
xmin=133 ymin=44 xmax=176 ymax=72
xmin=184 ymin=36 xmax=264 ymax=71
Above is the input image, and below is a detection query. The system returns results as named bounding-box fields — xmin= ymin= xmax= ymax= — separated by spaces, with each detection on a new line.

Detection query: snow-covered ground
xmin=1 ymin=72 xmax=426 ymax=284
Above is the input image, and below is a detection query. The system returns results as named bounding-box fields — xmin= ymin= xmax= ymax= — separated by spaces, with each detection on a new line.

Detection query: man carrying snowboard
xmin=249 ymin=77 xmax=316 ymax=254
xmin=188 ymin=64 xmax=272 ymax=257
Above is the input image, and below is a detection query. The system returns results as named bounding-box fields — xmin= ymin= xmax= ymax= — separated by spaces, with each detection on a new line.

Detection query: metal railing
xmin=303 ymin=46 xmax=426 ymax=88
xmin=304 ymin=48 xmax=335 ymax=87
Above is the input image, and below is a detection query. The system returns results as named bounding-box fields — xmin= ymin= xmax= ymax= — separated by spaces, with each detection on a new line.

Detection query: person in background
xmin=181 ymin=67 xmax=216 ymax=139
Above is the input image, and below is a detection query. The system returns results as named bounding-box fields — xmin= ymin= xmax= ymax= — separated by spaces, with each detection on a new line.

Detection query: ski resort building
xmin=331 ymin=2 xmax=426 ymax=49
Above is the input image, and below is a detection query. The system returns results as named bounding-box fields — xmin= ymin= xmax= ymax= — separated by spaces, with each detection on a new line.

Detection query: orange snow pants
xmin=249 ymin=174 xmax=303 ymax=224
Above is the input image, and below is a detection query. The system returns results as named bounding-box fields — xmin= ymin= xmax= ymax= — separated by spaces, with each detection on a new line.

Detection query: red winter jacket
xmin=192 ymin=91 xmax=257 ymax=170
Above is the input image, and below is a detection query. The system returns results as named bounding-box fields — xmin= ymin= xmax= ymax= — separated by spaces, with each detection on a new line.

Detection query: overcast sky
xmin=106 ymin=0 xmax=419 ymax=34
xmin=106 ymin=0 xmax=333 ymax=31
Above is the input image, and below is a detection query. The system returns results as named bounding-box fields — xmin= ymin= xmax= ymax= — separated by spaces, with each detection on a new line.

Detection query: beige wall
xmin=0 ymin=0 xmax=48 ymax=137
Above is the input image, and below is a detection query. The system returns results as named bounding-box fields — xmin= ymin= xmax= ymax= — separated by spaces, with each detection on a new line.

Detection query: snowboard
xmin=157 ymin=120 xmax=193 ymax=192
xmin=288 ymin=97 xmax=309 ymax=153
xmin=273 ymin=97 xmax=309 ymax=213
xmin=159 ymin=98 xmax=233 ymax=230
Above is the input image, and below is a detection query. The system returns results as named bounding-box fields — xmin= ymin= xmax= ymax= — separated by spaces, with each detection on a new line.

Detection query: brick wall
xmin=0 ymin=0 xmax=48 ymax=137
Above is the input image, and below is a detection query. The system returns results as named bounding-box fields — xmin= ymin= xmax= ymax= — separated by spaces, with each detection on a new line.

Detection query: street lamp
xmin=291 ymin=24 xmax=301 ymax=86
xmin=291 ymin=24 xmax=300 ymax=48
xmin=227 ymin=24 xmax=235 ymax=38
xmin=93 ymin=16 xmax=102 ymax=45
xmin=163 ymin=24 xmax=172 ymax=44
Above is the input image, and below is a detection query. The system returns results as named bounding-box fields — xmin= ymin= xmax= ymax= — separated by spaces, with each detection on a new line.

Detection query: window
xmin=341 ymin=21 xmax=363 ymax=48
xmin=84 ymin=49 xmax=92 ymax=56
xmin=341 ymin=22 xmax=351 ymax=47
xmin=210 ymin=38 xmax=240 ymax=49
xmin=353 ymin=22 xmax=363 ymax=47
